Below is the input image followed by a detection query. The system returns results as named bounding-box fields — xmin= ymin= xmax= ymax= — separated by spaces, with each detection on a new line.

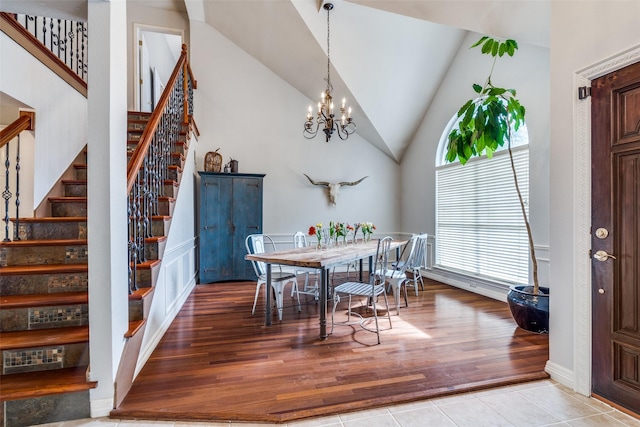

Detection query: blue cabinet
xmin=198 ymin=172 xmax=265 ymax=283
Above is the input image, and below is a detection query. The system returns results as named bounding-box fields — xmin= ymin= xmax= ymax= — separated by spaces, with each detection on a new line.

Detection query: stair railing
xmin=126 ymin=44 xmax=196 ymax=293
xmin=1 ymin=12 xmax=88 ymax=83
xmin=1 ymin=12 xmax=87 ymax=96
xmin=0 ymin=111 xmax=35 ymax=242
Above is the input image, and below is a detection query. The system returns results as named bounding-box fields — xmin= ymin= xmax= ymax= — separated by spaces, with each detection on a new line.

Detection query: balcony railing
xmin=5 ymin=13 xmax=87 ymax=83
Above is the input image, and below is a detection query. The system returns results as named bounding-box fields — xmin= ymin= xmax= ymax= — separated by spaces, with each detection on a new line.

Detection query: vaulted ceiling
xmin=1 ymin=0 xmax=550 ymax=162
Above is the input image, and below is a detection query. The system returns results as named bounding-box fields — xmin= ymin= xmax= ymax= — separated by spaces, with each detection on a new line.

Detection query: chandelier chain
xmin=326 ymin=4 xmax=332 ymax=92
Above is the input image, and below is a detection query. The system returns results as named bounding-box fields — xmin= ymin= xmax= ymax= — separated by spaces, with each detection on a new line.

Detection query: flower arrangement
xmin=308 ymin=221 xmax=376 ymax=247
xmin=335 ymin=222 xmax=349 ymax=243
xmin=361 ymin=222 xmax=376 ymax=242
xmin=308 ymin=222 xmax=323 ymax=247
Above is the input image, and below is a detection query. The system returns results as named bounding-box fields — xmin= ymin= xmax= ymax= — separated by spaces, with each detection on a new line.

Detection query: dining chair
xmin=404 ymin=233 xmax=428 ymax=295
xmin=331 ymin=236 xmax=393 ymax=344
xmin=378 ymin=233 xmax=429 ymax=314
xmin=290 ymin=231 xmax=320 ymax=299
xmin=245 ymin=234 xmax=300 ymax=321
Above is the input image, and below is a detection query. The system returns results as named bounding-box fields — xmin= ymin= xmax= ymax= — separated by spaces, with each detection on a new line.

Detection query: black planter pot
xmin=507 ymin=285 xmax=549 ymax=334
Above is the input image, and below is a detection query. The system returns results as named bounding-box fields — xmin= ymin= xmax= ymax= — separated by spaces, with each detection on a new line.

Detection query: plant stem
xmin=506 ymin=125 xmax=539 ymax=294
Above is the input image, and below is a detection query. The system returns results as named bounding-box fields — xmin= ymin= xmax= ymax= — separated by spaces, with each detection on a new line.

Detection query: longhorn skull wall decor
xmin=303 ymin=174 xmax=368 ymax=207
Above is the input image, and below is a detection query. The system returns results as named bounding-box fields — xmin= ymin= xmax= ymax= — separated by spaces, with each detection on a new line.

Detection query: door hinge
xmin=139 ymin=40 xmax=143 ymax=46
xmin=578 ymin=86 xmax=591 ymax=100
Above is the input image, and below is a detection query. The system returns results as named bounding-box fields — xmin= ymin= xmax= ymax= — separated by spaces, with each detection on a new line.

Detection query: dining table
xmin=245 ymin=239 xmax=404 ymax=339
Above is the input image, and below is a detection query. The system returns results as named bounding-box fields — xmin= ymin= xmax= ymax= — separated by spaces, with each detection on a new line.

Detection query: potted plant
xmin=446 ymin=36 xmax=549 ymax=333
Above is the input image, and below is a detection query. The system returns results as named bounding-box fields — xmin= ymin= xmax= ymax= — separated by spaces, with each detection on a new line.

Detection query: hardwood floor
xmin=111 ymin=277 xmax=549 ymax=424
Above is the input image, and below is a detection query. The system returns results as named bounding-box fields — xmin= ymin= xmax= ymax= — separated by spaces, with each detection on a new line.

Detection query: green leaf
xmin=470 ymin=36 xmax=489 ymax=48
xmin=491 ymin=41 xmax=499 ymax=57
xmin=473 ymin=83 xmax=483 ymax=94
xmin=498 ymin=43 xmax=506 ymax=57
xmin=487 ymin=87 xmax=506 ymax=96
xmin=457 ymin=99 xmax=473 ymax=118
xmin=461 ymin=103 xmax=476 ymax=128
xmin=481 ymin=38 xmax=494 ymax=54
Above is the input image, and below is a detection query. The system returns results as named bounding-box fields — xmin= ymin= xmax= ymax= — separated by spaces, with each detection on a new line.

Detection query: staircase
xmin=0 ymin=151 xmax=95 ymax=427
xmin=0 ymin=111 xmax=192 ymax=427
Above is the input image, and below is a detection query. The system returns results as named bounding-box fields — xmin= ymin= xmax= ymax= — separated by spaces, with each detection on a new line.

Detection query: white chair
xmin=290 ymin=231 xmax=320 ymax=299
xmin=331 ymin=236 xmax=393 ymax=344
xmin=403 ymin=233 xmax=428 ymax=295
xmin=382 ymin=233 xmax=429 ymax=314
xmin=245 ymin=234 xmax=300 ymax=321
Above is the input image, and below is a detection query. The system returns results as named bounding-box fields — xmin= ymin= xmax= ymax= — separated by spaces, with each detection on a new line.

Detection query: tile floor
xmin=38 ymin=380 xmax=640 ymax=427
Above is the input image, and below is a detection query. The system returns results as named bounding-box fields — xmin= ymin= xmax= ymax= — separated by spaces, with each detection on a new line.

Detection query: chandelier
xmin=303 ymin=2 xmax=356 ymax=142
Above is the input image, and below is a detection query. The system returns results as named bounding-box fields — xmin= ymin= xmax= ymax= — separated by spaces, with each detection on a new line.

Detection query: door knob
xmin=598 ymin=288 xmax=605 ymax=294
xmin=593 ymin=250 xmax=616 ymax=262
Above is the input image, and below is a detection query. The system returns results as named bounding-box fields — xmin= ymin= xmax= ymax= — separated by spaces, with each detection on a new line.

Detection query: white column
xmin=87 ymin=0 xmax=129 ymax=417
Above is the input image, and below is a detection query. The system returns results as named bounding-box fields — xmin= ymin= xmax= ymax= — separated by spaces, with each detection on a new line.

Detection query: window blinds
xmin=435 ymin=147 xmax=529 ymax=285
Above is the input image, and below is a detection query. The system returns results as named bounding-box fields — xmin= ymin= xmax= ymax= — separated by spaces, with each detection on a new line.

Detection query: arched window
xmin=435 ymin=102 xmax=530 ymax=285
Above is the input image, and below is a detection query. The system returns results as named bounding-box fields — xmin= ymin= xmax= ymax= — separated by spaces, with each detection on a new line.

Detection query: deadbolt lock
xmin=595 ymin=228 xmax=609 ymax=239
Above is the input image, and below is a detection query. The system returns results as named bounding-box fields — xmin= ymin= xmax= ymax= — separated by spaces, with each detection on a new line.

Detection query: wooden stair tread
xmin=0 ymin=238 xmax=86 ymax=247
xmin=13 ymin=216 xmax=87 ymax=223
xmin=0 ymin=325 xmax=89 ymax=351
xmin=132 ymin=259 xmax=161 ymax=270
xmin=0 ymin=264 xmax=88 ymax=276
xmin=48 ymin=197 xmax=87 ymax=202
xmin=1 ymin=291 xmax=87 ymax=309
xmin=61 ymin=179 xmax=87 ymax=184
xmin=152 ymin=215 xmax=172 ymax=220
xmin=125 ymin=319 xmax=146 ymax=338
xmin=0 ymin=366 xmax=97 ymax=401
xmin=129 ymin=287 xmax=153 ymax=301
xmin=145 ymin=236 xmax=167 ymax=243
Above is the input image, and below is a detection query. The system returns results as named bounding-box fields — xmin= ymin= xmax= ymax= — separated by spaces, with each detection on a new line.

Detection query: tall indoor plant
xmin=446 ymin=36 xmax=548 ymax=333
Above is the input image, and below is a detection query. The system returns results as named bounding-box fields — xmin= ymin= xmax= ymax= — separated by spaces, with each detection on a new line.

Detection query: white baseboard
xmin=422 ymin=268 xmax=509 ymax=302
xmin=545 ymin=360 xmax=583 ymax=395
xmin=90 ymin=396 xmax=114 ymax=418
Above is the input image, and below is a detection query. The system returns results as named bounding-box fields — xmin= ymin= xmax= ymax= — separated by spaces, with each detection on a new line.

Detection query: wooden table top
xmin=245 ymin=239 xmax=405 ymax=270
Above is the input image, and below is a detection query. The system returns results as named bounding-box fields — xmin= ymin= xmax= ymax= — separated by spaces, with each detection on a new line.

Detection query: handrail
xmin=0 ymin=12 xmax=87 ymax=96
xmin=0 ymin=111 xmax=35 ymax=148
xmin=126 ymin=44 xmax=194 ymax=193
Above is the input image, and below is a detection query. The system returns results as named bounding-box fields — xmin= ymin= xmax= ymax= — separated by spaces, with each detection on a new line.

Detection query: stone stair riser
xmin=4 ymin=391 xmax=91 ymax=427
xmin=144 ymin=240 xmax=165 ymax=261
xmin=152 ymin=217 xmax=170 ymax=236
xmin=1 ymin=304 xmax=89 ymax=332
xmin=133 ymin=265 xmax=160 ymax=288
xmin=1 ymin=272 xmax=88 ymax=296
xmin=2 ymin=343 xmax=88 ymax=375
xmin=51 ymin=202 xmax=86 ymax=217
xmin=74 ymin=166 xmax=87 ymax=181
xmin=0 ymin=245 xmax=88 ymax=267
xmin=64 ymin=183 xmax=87 ymax=197
xmin=168 ymin=167 xmax=181 ymax=182
xmin=16 ymin=221 xmax=87 ymax=241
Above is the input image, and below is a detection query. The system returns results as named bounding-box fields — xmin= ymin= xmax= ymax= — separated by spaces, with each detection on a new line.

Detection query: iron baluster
xmin=3 ymin=141 xmax=12 ymax=242
xmin=13 ymin=134 xmax=21 ymax=241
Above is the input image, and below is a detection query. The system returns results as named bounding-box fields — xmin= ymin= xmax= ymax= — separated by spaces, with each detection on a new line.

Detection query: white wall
xmin=548 ymin=0 xmax=640 ymax=394
xmin=127 ymin=1 xmax=190 ymax=111
xmin=189 ymin=20 xmax=401 ymax=236
xmin=400 ymin=31 xmax=550 ymax=292
xmin=0 ymin=32 xmax=87 ymax=208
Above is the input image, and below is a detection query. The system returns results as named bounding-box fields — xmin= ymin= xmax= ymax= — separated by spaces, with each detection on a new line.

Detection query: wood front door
xmin=591 ymin=60 xmax=640 ymax=414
